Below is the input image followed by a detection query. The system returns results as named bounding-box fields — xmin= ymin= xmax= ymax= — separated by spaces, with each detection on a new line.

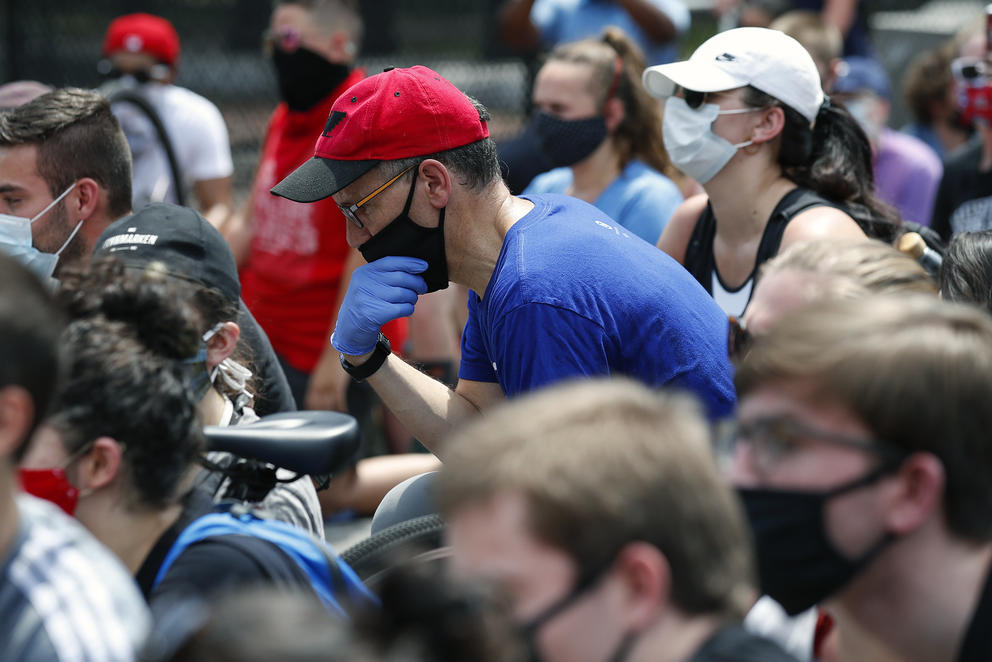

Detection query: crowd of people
xmin=3 ymin=0 xmax=992 ymax=661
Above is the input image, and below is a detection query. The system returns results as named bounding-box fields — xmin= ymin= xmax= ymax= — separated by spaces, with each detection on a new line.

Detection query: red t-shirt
xmin=241 ymin=71 xmax=407 ymax=373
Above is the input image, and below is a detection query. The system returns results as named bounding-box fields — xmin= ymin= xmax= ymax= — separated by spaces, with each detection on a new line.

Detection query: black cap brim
xmin=270 ymin=157 xmax=379 ymax=202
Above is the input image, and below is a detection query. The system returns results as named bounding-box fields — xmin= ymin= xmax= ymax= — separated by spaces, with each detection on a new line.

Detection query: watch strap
xmin=339 ymin=332 xmax=391 ymax=382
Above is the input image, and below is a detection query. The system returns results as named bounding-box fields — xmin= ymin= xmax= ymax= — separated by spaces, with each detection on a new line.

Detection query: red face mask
xmin=19 ymin=468 xmax=80 ymax=515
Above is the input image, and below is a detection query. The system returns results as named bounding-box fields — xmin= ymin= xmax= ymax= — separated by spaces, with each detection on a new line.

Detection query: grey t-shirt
xmin=197 ymin=398 xmax=324 ymax=538
xmin=0 ymin=495 xmax=150 ymax=661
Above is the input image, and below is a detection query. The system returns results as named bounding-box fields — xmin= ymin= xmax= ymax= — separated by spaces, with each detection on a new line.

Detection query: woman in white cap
xmin=642 ymin=27 xmax=898 ymax=316
xmin=524 ymin=27 xmax=686 ymax=245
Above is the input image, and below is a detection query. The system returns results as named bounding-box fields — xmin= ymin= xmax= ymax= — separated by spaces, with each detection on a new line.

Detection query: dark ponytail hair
xmin=743 ymin=87 xmax=901 ymax=242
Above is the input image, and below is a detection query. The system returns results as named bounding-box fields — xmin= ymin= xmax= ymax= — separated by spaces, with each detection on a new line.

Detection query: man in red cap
xmin=100 ymin=12 xmax=235 ymax=232
xmin=272 ymin=65 xmax=737 ymax=457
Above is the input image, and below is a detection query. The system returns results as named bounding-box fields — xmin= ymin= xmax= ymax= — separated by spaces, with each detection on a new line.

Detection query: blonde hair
xmin=737 ymin=295 xmax=992 ymax=541
xmin=437 ymin=378 xmax=754 ymax=619
xmin=759 ymin=238 xmax=937 ymax=300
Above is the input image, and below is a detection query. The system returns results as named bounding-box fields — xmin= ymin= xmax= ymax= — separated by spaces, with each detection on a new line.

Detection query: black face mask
xmin=271 ymin=46 xmax=351 ymax=112
xmin=358 ymin=167 xmax=449 ymax=292
xmin=518 ymin=558 xmax=636 ymax=662
xmin=532 ymin=111 xmax=609 ymax=168
xmin=737 ymin=465 xmax=898 ymax=616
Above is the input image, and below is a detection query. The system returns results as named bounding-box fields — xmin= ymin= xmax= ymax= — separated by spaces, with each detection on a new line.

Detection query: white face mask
xmin=203 ymin=322 xmax=254 ymax=402
xmin=662 ymin=97 xmax=760 ymax=184
xmin=0 ymin=182 xmax=82 ymax=283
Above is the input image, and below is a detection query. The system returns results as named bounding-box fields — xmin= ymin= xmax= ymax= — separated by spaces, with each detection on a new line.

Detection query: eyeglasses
xmin=715 ymin=416 xmax=905 ymax=476
xmin=337 ymin=163 xmax=417 ymax=230
xmin=728 ymin=315 xmax=751 ymax=361
xmin=262 ymin=26 xmax=302 ymax=55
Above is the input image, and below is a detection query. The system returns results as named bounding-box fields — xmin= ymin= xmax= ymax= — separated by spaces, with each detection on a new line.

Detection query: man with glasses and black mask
xmin=727 ymin=295 xmax=992 ymax=662
xmin=271 ymin=65 xmax=735 ymax=458
xmin=100 ymin=13 xmax=235 ymax=229
xmin=437 ymin=379 xmax=797 ymax=662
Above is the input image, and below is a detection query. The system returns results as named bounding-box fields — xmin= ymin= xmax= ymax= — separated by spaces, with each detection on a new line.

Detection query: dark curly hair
xmin=51 ymin=260 xmax=204 ymax=508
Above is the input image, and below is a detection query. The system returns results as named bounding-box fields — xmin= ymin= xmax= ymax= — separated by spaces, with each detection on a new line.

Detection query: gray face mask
xmin=662 ymin=97 xmax=759 ymax=184
xmin=0 ymin=183 xmax=82 ymax=285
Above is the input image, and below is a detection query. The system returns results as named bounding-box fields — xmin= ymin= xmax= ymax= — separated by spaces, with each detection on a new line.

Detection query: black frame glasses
xmin=715 ymin=415 xmax=906 ymax=476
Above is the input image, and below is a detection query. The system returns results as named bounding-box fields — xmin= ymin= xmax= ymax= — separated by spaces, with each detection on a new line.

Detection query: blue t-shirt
xmin=524 ymin=160 xmax=682 ymax=245
xmin=531 ymin=0 xmax=689 ymax=65
xmin=459 ymin=194 xmax=736 ymax=420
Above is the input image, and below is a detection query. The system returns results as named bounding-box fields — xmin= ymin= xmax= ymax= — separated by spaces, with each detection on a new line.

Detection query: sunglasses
xmin=676 ymin=86 xmax=711 ymax=110
xmin=262 ymin=26 xmax=302 ymax=55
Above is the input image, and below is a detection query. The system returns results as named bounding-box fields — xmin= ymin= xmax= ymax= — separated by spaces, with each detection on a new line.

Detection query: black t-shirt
xmin=955 ymin=561 xmax=992 ymax=661
xmin=687 ymin=624 xmax=800 ymax=662
xmin=135 ymin=487 xmax=312 ymax=614
xmin=932 ymin=138 xmax=992 ymax=241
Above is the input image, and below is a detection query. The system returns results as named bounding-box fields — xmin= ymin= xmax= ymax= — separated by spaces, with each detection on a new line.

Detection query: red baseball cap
xmin=271 ymin=66 xmax=490 ymax=203
xmin=102 ymin=13 xmax=180 ymax=67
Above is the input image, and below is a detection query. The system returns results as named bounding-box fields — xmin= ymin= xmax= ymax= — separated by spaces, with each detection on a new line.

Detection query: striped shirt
xmin=0 ymin=495 xmax=150 ymax=661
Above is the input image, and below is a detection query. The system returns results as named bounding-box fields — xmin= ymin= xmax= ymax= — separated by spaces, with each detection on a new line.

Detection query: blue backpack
xmin=152 ymin=507 xmax=377 ymax=617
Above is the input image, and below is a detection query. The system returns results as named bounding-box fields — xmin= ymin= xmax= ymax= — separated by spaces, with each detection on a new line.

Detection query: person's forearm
xmin=498 ymin=0 xmax=541 ymax=52
xmin=616 ymin=0 xmax=678 ymax=44
xmin=354 ymin=355 xmax=482 ymax=458
xmin=822 ymin=0 xmax=856 ymax=37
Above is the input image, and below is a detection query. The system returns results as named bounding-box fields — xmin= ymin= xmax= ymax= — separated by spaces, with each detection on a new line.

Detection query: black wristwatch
xmin=339 ymin=332 xmax=391 ymax=382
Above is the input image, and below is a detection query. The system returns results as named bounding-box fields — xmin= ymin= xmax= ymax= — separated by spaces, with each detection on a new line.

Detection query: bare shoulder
xmin=657 ymin=194 xmax=709 ymax=263
xmin=782 ymin=205 xmax=868 ymax=247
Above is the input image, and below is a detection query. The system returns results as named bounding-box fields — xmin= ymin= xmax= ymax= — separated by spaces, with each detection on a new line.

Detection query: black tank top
xmin=682 ymin=187 xmax=845 ymax=312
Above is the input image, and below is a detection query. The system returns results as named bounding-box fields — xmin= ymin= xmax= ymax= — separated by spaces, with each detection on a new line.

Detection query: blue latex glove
xmin=331 ymin=256 xmax=428 ymax=356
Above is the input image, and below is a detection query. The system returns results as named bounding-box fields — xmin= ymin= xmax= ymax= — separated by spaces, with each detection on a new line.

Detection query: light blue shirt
xmin=524 ymin=159 xmax=682 ymax=245
xmin=531 ymin=0 xmax=690 ymax=65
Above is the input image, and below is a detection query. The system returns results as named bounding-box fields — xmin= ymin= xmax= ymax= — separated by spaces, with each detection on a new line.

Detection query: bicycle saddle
xmin=204 ymin=411 xmax=359 ymax=476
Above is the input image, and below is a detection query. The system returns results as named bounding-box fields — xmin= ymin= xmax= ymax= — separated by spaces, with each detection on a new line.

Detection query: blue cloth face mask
xmin=0 ymin=182 xmax=82 ymax=283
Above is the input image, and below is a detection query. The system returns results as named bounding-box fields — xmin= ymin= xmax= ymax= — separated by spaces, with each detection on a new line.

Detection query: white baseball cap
xmin=642 ymin=27 xmax=824 ymax=126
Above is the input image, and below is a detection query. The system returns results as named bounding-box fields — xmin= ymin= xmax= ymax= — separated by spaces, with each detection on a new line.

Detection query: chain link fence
xmin=0 ymin=0 xmax=531 ymax=199
xmin=2 ymin=0 xmax=982 ymax=197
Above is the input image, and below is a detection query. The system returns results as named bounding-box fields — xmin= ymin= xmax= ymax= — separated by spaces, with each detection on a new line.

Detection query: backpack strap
xmin=153 ymin=509 xmax=376 ymax=616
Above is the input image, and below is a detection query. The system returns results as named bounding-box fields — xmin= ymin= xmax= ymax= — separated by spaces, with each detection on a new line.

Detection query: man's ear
xmin=604 ymin=97 xmax=626 ymax=133
xmin=881 ymin=452 xmax=945 ymax=536
xmin=205 ymin=321 xmax=240 ymax=369
xmin=68 ymin=177 xmax=102 ymax=223
xmin=418 ymin=159 xmax=453 ymax=212
xmin=750 ymin=105 xmax=786 ymax=144
xmin=0 ymin=386 xmax=34 ymax=461
xmin=612 ymin=542 xmax=672 ymax=630
xmin=75 ymin=437 xmax=123 ymax=492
